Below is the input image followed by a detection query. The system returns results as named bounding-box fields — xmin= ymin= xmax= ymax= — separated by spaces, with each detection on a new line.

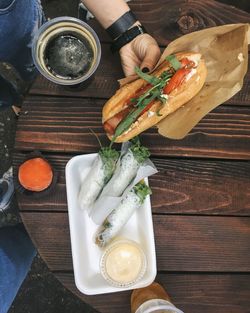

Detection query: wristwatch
xmin=110 ymin=25 xmax=147 ymax=53
xmin=106 ymin=10 xmax=138 ymax=40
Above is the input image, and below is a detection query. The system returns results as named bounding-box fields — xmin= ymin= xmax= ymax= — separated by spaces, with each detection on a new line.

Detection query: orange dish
xmin=18 ymin=157 xmax=53 ymax=192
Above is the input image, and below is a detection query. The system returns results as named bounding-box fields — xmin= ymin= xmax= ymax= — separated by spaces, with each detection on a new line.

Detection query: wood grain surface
xmin=20 ymin=212 xmax=250 ymax=272
xmin=86 ymin=0 xmax=250 ymax=45
xmin=15 ymin=97 xmax=250 ymax=159
xmin=54 ymin=272 xmax=250 ymax=313
xmin=14 ymin=153 xmax=250 ymax=216
xmin=14 ymin=1 xmax=250 ymax=312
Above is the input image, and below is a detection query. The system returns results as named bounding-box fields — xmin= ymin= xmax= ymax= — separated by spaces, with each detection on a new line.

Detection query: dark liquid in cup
xmin=44 ymin=33 xmax=94 ymax=80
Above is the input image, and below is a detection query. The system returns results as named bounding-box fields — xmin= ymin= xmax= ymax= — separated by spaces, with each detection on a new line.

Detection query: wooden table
xmin=13 ymin=1 xmax=250 ymax=312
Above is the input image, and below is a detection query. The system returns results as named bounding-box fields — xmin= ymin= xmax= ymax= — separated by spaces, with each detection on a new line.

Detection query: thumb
xmin=140 ymin=44 xmax=161 ymax=72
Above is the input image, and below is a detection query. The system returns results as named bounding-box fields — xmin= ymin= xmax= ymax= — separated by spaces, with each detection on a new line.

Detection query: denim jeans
xmin=0 ymin=0 xmax=42 ymax=311
xmin=0 ymin=0 xmax=44 ymax=109
xmin=0 ymin=224 xmax=36 ymax=313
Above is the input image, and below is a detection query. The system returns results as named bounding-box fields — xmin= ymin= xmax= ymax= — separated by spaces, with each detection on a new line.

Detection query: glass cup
xmin=100 ymin=239 xmax=147 ymax=288
xmin=131 ymin=282 xmax=184 ymax=313
xmin=32 ymin=16 xmax=101 ymax=86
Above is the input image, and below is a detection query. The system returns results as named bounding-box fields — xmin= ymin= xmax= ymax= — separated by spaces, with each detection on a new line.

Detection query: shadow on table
xmin=9 ymin=255 xmax=99 ymax=313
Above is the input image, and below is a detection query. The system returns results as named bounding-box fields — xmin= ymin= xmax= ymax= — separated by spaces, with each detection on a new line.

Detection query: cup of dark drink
xmin=32 ymin=17 xmax=101 ymax=87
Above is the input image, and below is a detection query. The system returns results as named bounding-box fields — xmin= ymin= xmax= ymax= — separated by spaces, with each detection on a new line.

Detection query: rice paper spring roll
xmin=100 ymin=139 xmax=150 ymax=198
xmin=79 ymin=147 xmax=119 ymax=211
xmin=95 ymin=181 xmax=152 ymax=247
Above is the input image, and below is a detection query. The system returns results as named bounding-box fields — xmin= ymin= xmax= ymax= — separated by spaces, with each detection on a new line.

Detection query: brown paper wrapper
xmin=120 ymin=23 xmax=250 ymax=139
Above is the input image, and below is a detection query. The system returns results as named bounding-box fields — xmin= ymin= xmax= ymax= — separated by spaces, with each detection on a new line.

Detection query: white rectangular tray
xmin=65 ymin=153 xmax=157 ymax=295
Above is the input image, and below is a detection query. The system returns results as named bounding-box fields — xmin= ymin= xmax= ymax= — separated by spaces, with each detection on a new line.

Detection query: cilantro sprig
xmin=99 ymin=147 xmax=120 ymax=184
xmin=133 ymin=181 xmax=152 ymax=204
xmin=129 ymin=137 xmax=150 ymax=164
xmin=134 ymin=66 xmax=161 ymax=85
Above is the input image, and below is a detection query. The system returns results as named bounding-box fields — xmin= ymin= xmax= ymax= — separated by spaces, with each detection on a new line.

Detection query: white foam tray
xmin=65 ymin=153 xmax=157 ymax=295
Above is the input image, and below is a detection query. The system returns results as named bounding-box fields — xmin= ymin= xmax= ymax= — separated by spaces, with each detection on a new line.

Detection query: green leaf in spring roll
xmin=129 ymin=137 xmax=150 ymax=164
xmin=133 ymin=181 xmax=152 ymax=204
xmin=99 ymin=147 xmax=120 ymax=184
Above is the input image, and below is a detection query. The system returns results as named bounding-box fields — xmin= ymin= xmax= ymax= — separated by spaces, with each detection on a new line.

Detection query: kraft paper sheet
xmin=120 ymin=23 xmax=250 ymax=139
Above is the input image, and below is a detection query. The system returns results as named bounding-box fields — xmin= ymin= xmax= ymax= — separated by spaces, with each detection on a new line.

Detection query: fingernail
xmin=142 ymin=67 xmax=149 ymax=73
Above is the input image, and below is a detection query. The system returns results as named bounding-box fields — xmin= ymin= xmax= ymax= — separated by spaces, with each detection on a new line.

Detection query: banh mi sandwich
xmin=102 ymin=52 xmax=207 ymax=143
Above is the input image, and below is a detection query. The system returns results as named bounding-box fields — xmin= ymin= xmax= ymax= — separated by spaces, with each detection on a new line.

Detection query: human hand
xmin=119 ymin=33 xmax=161 ymax=77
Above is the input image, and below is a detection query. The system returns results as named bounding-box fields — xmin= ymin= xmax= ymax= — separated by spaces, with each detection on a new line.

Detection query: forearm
xmin=81 ymin=0 xmax=134 ymax=29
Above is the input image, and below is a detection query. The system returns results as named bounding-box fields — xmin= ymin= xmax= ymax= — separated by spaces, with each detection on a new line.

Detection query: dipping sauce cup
xmin=100 ymin=239 xmax=147 ymax=288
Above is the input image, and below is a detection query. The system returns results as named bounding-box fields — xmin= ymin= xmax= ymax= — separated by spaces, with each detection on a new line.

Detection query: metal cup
xmin=32 ymin=16 xmax=101 ymax=86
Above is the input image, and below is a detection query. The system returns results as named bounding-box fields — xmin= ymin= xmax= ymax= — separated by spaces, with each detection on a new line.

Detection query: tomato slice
xmin=141 ymin=59 xmax=195 ymax=114
xmin=163 ymin=58 xmax=196 ymax=94
xmin=180 ymin=58 xmax=195 ymax=68
xmin=163 ymin=67 xmax=191 ymax=94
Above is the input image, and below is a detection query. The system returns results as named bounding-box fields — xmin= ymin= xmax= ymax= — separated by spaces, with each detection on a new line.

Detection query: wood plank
xmin=15 ymin=96 xmax=250 ymax=159
xmin=14 ymin=153 xmax=250 ymax=216
xmin=150 ymin=159 xmax=250 ymax=216
xmin=54 ymin=272 xmax=250 ymax=313
xmin=86 ymin=1 xmax=250 ymax=45
xmin=129 ymin=0 xmax=250 ymax=44
xmin=29 ymin=44 xmax=250 ymax=106
xmin=20 ymin=212 xmax=250 ymax=272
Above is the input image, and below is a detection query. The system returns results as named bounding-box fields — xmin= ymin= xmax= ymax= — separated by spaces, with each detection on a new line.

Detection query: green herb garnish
xmin=129 ymin=137 xmax=150 ymax=164
xmin=133 ymin=181 xmax=152 ymax=203
xmin=99 ymin=147 xmax=119 ymax=184
xmin=165 ymin=54 xmax=181 ymax=71
xmin=111 ymin=57 xmax=182 ymax=143
xmin=113 ymin=87 xmax=162 ymax=140
xmin=134 ymin=66 xmax=161 ymax=85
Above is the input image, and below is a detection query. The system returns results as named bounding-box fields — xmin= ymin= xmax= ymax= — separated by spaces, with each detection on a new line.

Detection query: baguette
xmin=102 ymin=52 xmax=207 ymax=143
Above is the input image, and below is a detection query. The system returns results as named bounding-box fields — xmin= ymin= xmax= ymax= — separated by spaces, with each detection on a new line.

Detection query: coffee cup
xmin=32 ymin=16 xmax=101 ymax=86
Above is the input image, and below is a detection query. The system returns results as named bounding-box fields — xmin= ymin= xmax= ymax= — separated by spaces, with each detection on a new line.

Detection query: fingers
xmin=122 ymin=62 xmax=137 ymax=77
xmin=119 ymin=34 xmax=161 ymax=77
xmin=121 ymin=54 xmax=140 ymax=76
xmin=119 ymin=44 xmax=141 ymax=76
xmin=140 ymin=43 xmax=161 ymax=72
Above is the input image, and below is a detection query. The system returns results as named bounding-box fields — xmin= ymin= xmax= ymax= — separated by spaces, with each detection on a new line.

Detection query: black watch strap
xmin=106 ymin=11 xmax=137 ymax=40
xmin=111 ymin=25 xmax=147 ymax=53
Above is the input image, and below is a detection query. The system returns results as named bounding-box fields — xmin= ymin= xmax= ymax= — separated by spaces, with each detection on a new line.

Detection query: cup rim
xmin=138 ymin=305 xmax=183 ymax=313
xmin=31 ymin=16 xmax=101 ymax=85
xmin=135 ymin=299 xmax=184 ymax=313
xmin=100 ymin=239 xmax=147 ymax=288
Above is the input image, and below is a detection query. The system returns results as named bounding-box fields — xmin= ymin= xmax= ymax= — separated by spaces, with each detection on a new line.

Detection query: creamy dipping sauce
xmin=100 ymin=239 xmax=146 ymax=287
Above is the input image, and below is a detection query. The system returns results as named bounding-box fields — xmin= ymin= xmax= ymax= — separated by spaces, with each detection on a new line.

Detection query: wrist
xmin=106 ymin=10 xmax=139 ymax=40
xmin=111 ymin=25 xmax=147 ymax=54
xmin=81 ymin=0 xmax=130 ymax=29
